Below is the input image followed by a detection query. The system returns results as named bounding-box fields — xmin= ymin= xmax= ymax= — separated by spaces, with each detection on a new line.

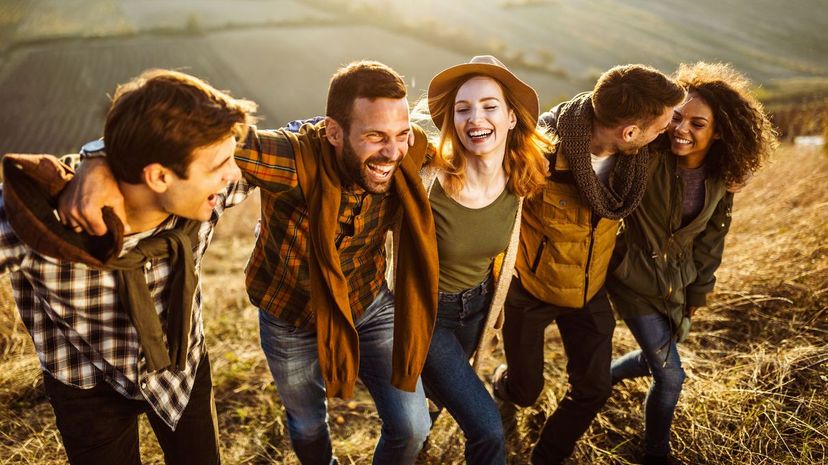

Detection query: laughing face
xmin=336 ymin=97 xmax=411 ymax=194
xmin=453 ymin=76 xmax=516 ymax=158
xmin=160 ymin=135 xmax=241 ymax=221
xmin=669 ymin=92 xmax=719 ymax=168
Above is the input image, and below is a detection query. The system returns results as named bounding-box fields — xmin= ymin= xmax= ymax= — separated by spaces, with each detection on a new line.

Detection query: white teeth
xmin=674 ymin=137 xmax=691 ymax=145
xmin=469 ymin=129 xmax=492 ymax=138
xmin=367 ymin=163 xmax=393 ymax=177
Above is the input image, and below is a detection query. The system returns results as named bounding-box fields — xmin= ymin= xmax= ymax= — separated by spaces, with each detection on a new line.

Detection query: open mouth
xmin=673 ymin=136 xmax=692 ymax=146
xmin=366 ymin=162 xmax=395 ymax=180
xmin=468 ymin=128 xmax=493 ymax=143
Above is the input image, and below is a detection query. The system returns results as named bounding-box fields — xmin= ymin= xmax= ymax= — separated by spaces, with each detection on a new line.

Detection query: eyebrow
xmin=208 ymin=155 xmax=232 ymax=172
xmin=455 ymin=97 xmax=502 ymax=105
xmin=363 ymin=127 xmax=411 ymax=137
xmin=674 ymin=109 xmax=710 ymax=122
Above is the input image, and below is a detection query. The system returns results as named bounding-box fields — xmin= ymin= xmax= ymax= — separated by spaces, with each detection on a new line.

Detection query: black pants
xmin=501 ymin=279 xmax=615 ymax=465
xmin=43 ymin=354 xmax=220 ymax=465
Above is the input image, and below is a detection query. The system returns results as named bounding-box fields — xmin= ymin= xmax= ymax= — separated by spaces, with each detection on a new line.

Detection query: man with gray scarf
xmin=493 ymin=64 xmax=685 ymax=465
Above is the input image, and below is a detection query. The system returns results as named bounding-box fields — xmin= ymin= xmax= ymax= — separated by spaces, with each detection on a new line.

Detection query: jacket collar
xmin=2 ymin=154 xmax=125 ymax=266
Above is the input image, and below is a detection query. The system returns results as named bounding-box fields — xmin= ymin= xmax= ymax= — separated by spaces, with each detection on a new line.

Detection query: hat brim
xmin=427 ymin=62 xmax=539 ymax=130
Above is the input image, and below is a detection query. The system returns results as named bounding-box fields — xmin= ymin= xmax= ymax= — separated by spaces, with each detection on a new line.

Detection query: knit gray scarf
xmin=556 ymin=93 xmax=650 ymax=220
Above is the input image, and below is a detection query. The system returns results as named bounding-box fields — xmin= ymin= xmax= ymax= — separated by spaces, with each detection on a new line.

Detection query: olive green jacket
xmin=607 ymin=149 xmax=733 ymax=331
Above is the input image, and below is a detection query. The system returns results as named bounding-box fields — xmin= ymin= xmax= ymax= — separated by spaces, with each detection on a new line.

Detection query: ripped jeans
xmin=611 ymin=312 xmax=686 ymax=457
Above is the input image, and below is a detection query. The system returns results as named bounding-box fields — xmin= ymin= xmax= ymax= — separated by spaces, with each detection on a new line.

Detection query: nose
xmin=672 ymin=119 xmax=690 ymax=134
xmin=224 ymin=159 xmax=242 ymax=183
xmin=469 ymin=106 xmax=485 ymax=124
xmin=380 ymin=138 xmax=406 ymax=161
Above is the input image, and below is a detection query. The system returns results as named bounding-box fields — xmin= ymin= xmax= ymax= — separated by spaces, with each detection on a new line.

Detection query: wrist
xmin=80 ymin=140 xmax=107 ymax=162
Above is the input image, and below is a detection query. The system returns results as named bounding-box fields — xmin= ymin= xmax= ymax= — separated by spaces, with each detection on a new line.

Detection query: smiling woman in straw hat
xmin=416 ymin=55 xmax=552 ymax=464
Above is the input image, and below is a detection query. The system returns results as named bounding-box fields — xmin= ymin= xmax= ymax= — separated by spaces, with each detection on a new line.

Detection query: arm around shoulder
xmin=233 ymin=125 xmax=299 ymax=192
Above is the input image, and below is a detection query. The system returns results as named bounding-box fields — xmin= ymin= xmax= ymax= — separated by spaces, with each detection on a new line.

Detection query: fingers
xmin=72 ymin=204 xmax=103 ymax=236
xmin=111 ymin=198 xmax=130 ymax=234
xmin=82 ymin=207 xmax=108 ymax=236
xmin=57 ymin=185 xmax=100 ymax=235
xmin=55 ymin=158 xmax=125 ymax=236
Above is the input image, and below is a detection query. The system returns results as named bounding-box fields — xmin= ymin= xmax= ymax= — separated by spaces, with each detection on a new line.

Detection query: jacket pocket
xmin=542 ymin=189 xmax=584 ymax=226
xmin=611 ymin=243 xmax=664 ymax=299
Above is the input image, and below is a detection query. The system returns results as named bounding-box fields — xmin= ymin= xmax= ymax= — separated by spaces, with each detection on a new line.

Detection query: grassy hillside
xmin=0 ymin=1 xmax=826 ymax=463
xmin=0 ymin=144 xmax=825 ymax=464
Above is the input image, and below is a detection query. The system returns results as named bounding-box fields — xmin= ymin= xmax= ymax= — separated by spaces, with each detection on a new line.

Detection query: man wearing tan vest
xmin=492 ymin=64 xmax=685 ymax=465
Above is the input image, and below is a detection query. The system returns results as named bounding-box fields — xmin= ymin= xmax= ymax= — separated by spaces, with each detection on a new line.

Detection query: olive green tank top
xmin=431 ymin=179 xmax=519 ymax=293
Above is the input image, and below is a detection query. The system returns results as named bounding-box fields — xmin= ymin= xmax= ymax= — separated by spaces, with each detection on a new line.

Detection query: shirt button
xmin=141 ymin=382 xmax=148 ymax=389
xmin=144 ymin=262 xmax=152 ymax=271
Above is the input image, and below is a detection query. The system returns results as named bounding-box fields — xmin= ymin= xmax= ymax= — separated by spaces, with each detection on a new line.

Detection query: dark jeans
xmin=43 ymin=354 xmax=219 ymax=465
xmin=421 ymin=276 xmax=506 ymax=465
xmin=500 ymin=279 xmax=615 ymax=465
xmin=259 ymin=284 xmax=430 ymax=465
xmin=611 ymin=312 xmax=686 ymax=457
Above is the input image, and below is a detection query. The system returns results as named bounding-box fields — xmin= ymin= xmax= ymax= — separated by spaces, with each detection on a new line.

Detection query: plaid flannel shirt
xmin=236 ymin=126 xmax=399 ymax=328
xmin=0 ymin=179 xmax=254 ymax=429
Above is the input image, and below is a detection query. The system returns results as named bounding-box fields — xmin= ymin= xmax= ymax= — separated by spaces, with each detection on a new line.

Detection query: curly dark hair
xmin=673 ymin=62 xmax=778 ymax=185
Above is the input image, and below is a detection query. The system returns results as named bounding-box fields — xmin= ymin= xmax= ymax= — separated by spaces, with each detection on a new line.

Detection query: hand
xmin=685 ymin=306 xmax=700 ymax=318
xmin=57 ymin=159 xmax=128 ymax=235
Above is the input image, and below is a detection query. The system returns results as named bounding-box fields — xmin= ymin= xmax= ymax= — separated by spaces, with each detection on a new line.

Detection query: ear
xmin=325 ymin=116 xmax=344 ymax=149
xmin=508 ymin=109 xmax=517 ymax=130
xmin=713 ymin=130 xmax=722 ymax=140
xmin=142 ymin=163 xmax=171 ymax=194
xmin=621 ymin=124 xmax=640 ymax=143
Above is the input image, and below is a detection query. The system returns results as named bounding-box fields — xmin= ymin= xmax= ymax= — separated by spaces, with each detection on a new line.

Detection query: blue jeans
xmin=421 ymin=277 xmax=505 ymax=465
xmin=611 ymin=312 xmax=686 ymax=457
xmin=259 ymin=285 xmax=430 ymax=465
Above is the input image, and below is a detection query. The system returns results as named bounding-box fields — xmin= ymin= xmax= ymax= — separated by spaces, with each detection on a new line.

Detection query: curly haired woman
xmin=607 ymin=62 xmax=778 ymax=465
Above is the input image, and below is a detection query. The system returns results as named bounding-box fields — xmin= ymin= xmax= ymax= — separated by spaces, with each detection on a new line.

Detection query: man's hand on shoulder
xmin=57 ymin=158 xmax=128 ymax=235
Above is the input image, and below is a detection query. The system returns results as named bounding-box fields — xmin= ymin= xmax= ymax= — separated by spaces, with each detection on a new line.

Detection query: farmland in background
xmin=0 ymin=1 xmax=826 ymax=464
xmin=1 ymin=0 xmax=826 ymax=153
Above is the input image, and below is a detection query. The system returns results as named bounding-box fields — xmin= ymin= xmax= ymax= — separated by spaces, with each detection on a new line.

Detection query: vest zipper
xmin=583 ymin=214 xmax=599 ymax=307
xmin=665 ymin=171 xmax=680 ymax=302
xmin=531 ymin=236 xmax=548 ymax=273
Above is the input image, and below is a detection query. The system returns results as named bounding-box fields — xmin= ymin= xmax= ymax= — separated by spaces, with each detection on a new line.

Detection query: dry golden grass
xmin=0 ymin=144 xmax=825 ymax=464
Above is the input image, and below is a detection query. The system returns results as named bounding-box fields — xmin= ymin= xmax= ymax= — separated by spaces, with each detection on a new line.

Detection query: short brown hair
xmin=104 ymin=69 xmax=257 ymax=184
xmin=591 ymin=64 xmax=685 ymax=128
xmin=326 ymin=61 xmax=407 ymax=132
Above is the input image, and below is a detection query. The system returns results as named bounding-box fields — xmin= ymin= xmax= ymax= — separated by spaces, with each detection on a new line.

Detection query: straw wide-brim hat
xmin=427 ymin=55 xmax=539 ymax=130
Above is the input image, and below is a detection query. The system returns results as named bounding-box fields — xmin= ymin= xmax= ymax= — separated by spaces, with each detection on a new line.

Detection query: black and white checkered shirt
xmin=0 ymin=179 xmax=253 ymax=429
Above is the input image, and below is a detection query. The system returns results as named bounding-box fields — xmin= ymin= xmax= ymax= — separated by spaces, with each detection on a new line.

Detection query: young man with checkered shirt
xmin=0 ymin=69 xmax=257 ymax=465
